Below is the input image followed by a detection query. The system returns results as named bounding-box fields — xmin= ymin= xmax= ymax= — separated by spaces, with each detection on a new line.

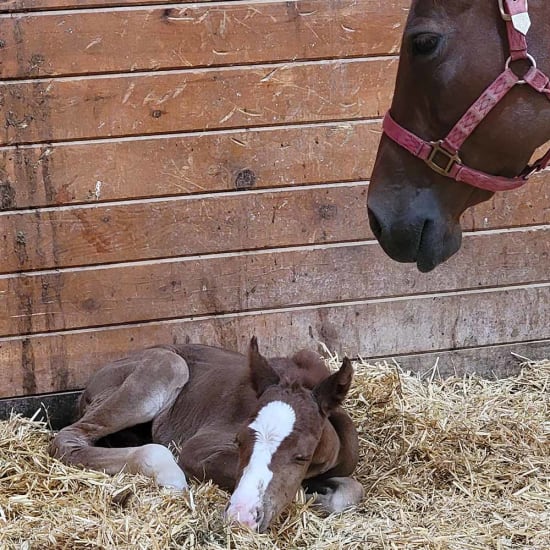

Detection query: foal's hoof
xmin=157 ymin=471 xmax=188 ymax=491
xmin=155 ymin=461 xmax=188 ymax=491
xmin=306 ymin=477 xmax=364 ymax=514
xmin=130 ymin=444 xmax=188 ymax=491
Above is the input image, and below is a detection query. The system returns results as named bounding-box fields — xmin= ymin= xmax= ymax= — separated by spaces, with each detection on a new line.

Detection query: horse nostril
xmin=367 ymin=204 xmax=424 ymax=263
xmin=367 ymin=206 xmax=383 ymax=240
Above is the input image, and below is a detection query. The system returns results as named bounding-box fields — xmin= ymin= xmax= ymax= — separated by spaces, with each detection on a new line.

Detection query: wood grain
xmin=0 ymin=185 xmax=370 ymax=273
xmin=461 ymin=173 xmax=550 ymax=230
xmin=1 ymin=0 xmax=234 ymax=13
xmin=0 ymin=58 xmax=396 ymax=145
xmin=1 ymin=283 xmax=548 ymax=397
xmin=2 ymin=122 xmax=548 ymax=211
xmin=394 ymin=340 xmax=550 ymax=379
xmin=1 ymin=226 xmax=549 ymax=336
xmin=2 ymin=0 xmax=548 ymax=403
xmin=3 ymin=338 xmax=550 ymax=428
xmin=0 ymin=120 xmax=382 ymax=208
xmin=2 ymin=181 xmax=550 ymax=274
xmin=0 ymin=0 xmax=406 ymax=78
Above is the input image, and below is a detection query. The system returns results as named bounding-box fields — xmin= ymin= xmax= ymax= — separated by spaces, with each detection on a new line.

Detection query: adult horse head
xmin=367 ymin=0 xmax=550 ymax=271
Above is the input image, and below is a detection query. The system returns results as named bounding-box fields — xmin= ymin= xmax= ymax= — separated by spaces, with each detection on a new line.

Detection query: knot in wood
xmin=234 ymin=169 xmax=256 ymax=190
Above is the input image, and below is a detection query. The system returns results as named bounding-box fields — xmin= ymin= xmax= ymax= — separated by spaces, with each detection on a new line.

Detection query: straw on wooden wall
xmin=1 ymin=358 xmax=548 ymax=549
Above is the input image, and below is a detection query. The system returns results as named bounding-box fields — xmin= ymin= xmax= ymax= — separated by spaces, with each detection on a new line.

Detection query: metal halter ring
xmin=505 ymin=53 xmax=537 ymax=84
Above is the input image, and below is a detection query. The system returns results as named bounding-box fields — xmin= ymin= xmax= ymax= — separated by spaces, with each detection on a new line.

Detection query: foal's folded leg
xmin=49 ymin=348 xmax=189 ymax=490
xmin=51 ymin=436 xmax=187 ymax=489
xmin=176 ymin=428 xmax=239 ymax=490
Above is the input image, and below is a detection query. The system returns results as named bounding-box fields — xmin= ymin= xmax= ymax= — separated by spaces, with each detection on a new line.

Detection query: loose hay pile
xmin=1 ymin=358 xmax=548 ymax=549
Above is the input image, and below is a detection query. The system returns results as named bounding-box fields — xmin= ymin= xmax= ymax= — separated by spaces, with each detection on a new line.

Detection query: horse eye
xmin=411 ymin=33 xmax=441 ymax=56
xmin=294 ymin=455 xmax=310 ymax=464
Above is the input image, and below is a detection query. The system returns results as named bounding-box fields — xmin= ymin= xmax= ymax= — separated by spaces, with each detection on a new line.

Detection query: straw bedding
xmin=1 ymin=357 xmax=548 ymax=549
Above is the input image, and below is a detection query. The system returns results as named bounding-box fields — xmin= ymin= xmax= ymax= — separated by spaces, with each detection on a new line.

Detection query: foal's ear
xmin=248 ymin=336 xmax=280 ymax=397
xmin=313 ymin=357 xmax=353 ymax=415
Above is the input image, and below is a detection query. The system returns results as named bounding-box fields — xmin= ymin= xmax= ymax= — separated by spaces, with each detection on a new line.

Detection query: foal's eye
xmin=411 ymin=33 xmax=441 ymax=56
xmin=294 ymin=455 xmax=310 ymax=464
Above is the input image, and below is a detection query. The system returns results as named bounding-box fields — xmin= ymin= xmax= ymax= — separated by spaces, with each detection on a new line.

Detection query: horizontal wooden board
xmin=0 ymin=283 xmax=548 ymax=397
xmin=0 ymin=0 xmax=406 ymax=78
xmin=2 ymin=181 xmax=550 ymax=274
xmin=0 ymin=120 xmax=382 ymax=209
xmin=1 ymin=0 xmax=220 ymax=13
xmin=3 ymin=338 xmax=550 ymax=429
xmin=1 ymin=226 xmax=549 ymax=336
xmin=461 ymin=171 xmax=550 ymax=230
xmin=1 ymin=0 xmax=547 ymax=415
xmin=394 ymin=339 xmax=550 ymax=380
xmin=1 ymin=129 xmax=550 ymax=212
xmin=0 ymin=184 xmax=369 ymax=273
xmin=0 ymin=58 xmax=396 ymax=145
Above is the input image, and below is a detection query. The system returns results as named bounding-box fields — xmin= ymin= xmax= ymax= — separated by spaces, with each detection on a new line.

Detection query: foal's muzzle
xmin=224 ymin=502 xmax=266 ymax=532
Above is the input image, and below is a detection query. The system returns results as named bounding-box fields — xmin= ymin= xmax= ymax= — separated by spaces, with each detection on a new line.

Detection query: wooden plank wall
xmin=1 ymin=0 xmax=549 ymax=401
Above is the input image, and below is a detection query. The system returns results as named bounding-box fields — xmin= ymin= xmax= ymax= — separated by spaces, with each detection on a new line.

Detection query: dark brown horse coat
xmin=368 ymin=0 xmax=550 ymax=270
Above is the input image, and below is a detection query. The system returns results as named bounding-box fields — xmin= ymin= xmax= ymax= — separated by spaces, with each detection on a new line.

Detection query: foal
xmin=50 ymin=337 xmax=363 ymax=532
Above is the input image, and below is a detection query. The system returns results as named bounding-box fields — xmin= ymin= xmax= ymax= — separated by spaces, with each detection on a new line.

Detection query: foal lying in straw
xmin=50 ymin=337 xmax=363 ymax=531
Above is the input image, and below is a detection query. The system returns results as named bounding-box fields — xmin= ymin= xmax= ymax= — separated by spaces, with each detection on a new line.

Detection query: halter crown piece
xmin=383 ymin=0 xmax=550 ymax=192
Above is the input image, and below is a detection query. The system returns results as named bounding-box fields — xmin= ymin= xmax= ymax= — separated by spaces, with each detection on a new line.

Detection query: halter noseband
xmin=383 ymin=0 xmax=550 ymax=192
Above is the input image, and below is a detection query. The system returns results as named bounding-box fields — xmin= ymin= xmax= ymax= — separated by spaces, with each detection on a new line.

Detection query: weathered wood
xmin=1 ymin=0 xmax=547 ymax=406
xmin=0 ymin=0 xmax=406 ymax=78
xmin=0 ymin=283 xmax=548 ymax=397
xmin=394 ymin=340 xmax=550 ymax=380
xmin=2 ymin=121 xmax=549 ymax=211
xmin=461 ymin=173 xmax=550 ymax=230
xmin=0 ymin=58 xmax=396 ymax=145
xmin=0 ymin=185 xmax=369 ymax=273
xmin=1 ymin=0 xmax=221 ymax=13
xmin=2 ymin=182 xmax=549 ymax=274
xmin=0 ymin=120 xmax=382 ymax=209
xmin=1 ymin=226 xmax=549 ymax=336
xmin=3 ymin=338 xmax=549 ymax=430
xmin=4 ymin=335 xmax=549 ymax=431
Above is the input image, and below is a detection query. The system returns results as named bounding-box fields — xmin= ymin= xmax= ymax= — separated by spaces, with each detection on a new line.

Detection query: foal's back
xmin=152 ymin=344 xmax=332 ymax=446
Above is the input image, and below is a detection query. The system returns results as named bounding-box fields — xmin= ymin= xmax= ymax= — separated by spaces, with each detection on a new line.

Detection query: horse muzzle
xmin=225 ymin=501 xmax=268 ymax=533
xmin=367 ymin=195 xmax=462 ymax=272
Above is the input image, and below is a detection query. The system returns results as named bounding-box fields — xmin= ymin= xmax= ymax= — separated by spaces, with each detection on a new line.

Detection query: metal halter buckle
xmin=520 ymin=159 xmax=543 ymax=180
xmin=498 ymin=0 xmax=513 ymax=21
xmin=425 ymin=141 xmax=461 ymax=177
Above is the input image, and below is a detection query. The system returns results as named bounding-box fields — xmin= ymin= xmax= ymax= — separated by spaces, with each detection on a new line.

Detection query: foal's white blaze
xmin=227 ymin=401 xmax=296 ymax=529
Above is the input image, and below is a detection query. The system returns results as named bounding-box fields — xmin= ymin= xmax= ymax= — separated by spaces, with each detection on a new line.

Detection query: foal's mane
xmin=268 ymin=350 xmax=331 ymax=390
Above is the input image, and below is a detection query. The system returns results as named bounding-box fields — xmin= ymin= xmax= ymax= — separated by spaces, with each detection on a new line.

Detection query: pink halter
xmin=383 ymin=0 xmax=550 ymax=192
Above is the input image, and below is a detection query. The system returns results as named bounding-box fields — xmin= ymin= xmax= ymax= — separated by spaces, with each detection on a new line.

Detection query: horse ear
xmin=248 ymin=336 xmax=280 ymax=397
xmin=313 ymin=357 xmax=353 ymax=415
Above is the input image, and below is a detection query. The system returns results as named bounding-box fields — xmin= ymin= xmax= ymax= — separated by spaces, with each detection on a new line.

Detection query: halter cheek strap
xmin=383 ymin=0 xmax=550 ymax=192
